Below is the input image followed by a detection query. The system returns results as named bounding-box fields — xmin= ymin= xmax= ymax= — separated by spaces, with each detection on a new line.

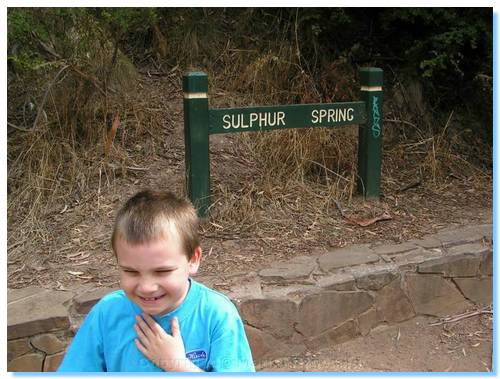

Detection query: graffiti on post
xmin=372 ymin=96 xmax=381 ymax=138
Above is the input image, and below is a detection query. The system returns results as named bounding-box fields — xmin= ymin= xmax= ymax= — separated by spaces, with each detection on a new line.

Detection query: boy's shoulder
xmin=91 ymin=289 xmax=131 ymax=312
xmin=191 ymin=279 xmax=238 ymax=313
xmin=99 ymin=288 xmax=128 ymax=301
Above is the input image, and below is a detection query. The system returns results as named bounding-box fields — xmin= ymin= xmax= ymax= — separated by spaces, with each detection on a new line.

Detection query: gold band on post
xmin=183 ymin=92 xmax=208 ymax=99
xmin=360 ymin=86 xmax=383 ymax=92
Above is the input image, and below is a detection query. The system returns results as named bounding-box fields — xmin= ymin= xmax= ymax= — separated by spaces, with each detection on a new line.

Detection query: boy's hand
xmin=134 ymin=314 xmax=202 ymax=372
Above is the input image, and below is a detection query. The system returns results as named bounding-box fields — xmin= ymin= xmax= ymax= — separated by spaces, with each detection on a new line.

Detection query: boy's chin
xmin=131 ymin=297 xmax=167 ymax=315
xmin=137 ymin=301 xmax=174 ymax=316
xmin=128 ymin=293 xmax=183 ymax=316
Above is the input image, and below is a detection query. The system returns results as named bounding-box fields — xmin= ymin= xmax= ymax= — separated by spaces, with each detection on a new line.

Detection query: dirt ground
xmin=7 ymin=72 xmax=494 ymax=372
xmin=258 ymin=313 xmax=493 ymax=372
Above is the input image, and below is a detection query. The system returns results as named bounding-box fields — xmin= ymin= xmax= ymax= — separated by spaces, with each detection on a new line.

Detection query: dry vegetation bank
xmin=7 ymin=8 xmax=492 ymax=288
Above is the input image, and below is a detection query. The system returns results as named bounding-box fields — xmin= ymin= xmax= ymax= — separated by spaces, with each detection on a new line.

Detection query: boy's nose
xmin=137 ymin=279 xmax=159 ymax=294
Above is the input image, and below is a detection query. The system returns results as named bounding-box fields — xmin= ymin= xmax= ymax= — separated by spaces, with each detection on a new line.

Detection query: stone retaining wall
xmin=7 ymin=223 xmax=492 ymax=371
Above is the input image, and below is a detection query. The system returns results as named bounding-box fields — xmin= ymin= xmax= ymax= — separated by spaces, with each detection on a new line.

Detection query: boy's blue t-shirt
xmin=58 ymin=279 xmax=255 ymax=372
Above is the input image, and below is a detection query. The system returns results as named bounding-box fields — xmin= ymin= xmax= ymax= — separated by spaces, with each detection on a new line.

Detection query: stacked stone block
xmin=230 ymin=223 xmax=492 ymax=362
xmin=7 ymin=287 xmax=74 ymax=371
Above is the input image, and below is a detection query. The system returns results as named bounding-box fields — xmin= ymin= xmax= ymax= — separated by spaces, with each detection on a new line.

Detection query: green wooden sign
xmin=183 ymin=68 xmax=383 ymax=217
xmin=209 ymin=102 xmax=366 ymax=134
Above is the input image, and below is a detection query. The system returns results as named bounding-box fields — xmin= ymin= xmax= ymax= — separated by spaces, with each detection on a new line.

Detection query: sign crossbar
xmin=209 ymin=101 xmax=366 ymax=135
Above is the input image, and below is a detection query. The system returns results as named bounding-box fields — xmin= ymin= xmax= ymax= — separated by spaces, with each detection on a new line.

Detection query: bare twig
xmin=399 ymin=179 xmax=422 ymax=192
xmin=332 ymin=199 xmax=346 ymax=218
xmin=7 ymin=238 xmax=27 ymax=251
xmin=30 ymin=30 xmax=61 ymax=60
xmin=8 ymin=264 xmax=26 ymax=278
xmin=32 ymin=64 xmax=70 ymax=130
xmin=126 ymin=166 xmax=148 ymax=172
xmin=70 ymin=66 xmax=108 ymax=96
xmin=384 ymin=118 xmax=418 ymax=129
xmin=429 ymin=306 xmax=492 ymax=326
xmin=8 ymin=121 xmax=32 ymax=132
xmin=439 ymin=111 xmax=454 ymax=143
xmin=401 ymin=137 xmax=434 ymax=148
xmin=294 ymin=8 xmax=301 ymax=65
xmin=309 ymin=160 xmax=350 ymax=182
xmin=104 ymin=113 xmax=120 ymax=159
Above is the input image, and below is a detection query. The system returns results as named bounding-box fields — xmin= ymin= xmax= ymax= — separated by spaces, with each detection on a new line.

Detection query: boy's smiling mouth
xmin=138 ymin=294 xmax=166 ymax=302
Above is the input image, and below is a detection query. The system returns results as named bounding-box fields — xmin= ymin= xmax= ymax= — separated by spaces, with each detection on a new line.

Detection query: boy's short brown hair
xmin=111 ymin=190 xmax=200 ymax=259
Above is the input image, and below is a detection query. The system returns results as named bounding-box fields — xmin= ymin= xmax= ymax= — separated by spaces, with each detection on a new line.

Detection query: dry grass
xmin=7 ymin=14 xmax=492 ymax=256
xmin=7 ymin=50 xmax=171 ymax=242
xmin=195 ymin=36 xmax=370 ymax=237
xmin=199 ymin=36 xmax=491 ymax=240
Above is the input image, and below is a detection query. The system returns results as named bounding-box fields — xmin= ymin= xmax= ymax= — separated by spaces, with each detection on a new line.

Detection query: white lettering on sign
xmin=311 ymin=108 xmax=354 ymax=124
xmin=222 ymin=112 xmax=286 ymax=130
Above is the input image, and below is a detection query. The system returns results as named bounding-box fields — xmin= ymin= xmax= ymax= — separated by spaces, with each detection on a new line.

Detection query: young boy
xmin=58 ymin=190 xmax=255 ymax=372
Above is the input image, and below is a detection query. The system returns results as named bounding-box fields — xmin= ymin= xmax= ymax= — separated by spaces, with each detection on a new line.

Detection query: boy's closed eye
xmin=155 ymin=269 xmax=175 ymax=274
xmin=122 ymin=269 xmax=138 ymax=274
xmin=119 ymin=266 xmax=177 ymax=274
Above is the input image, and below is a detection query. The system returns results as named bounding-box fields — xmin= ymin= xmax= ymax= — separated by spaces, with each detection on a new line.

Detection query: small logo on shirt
xmin=186 ymin=350 xmax=207 ymax=361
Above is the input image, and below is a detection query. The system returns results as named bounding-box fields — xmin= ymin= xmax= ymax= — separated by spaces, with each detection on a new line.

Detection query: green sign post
xmin=358 ymin=67 xmax=383 ymax=198
xmin=183 ymin=67 xmax=383 ymax=217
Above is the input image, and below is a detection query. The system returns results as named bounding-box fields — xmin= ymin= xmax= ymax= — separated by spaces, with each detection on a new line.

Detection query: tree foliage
xmin=8 ymin=8 xmax=492 ymax=107
xmin=7 ymin=7 xmax=493 ymax=145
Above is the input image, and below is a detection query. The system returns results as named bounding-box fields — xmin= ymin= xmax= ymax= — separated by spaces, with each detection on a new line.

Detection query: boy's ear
xmin=188 ymin=246 xmax=202 ymax=275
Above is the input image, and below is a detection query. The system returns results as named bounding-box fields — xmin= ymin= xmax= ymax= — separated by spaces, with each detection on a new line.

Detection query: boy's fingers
xmin=171 ymin=317 xmax=181 ymax=339
xmin=143 ymin=313 xmax=167 ymax=336
xmin=135 ymin=338 xmax=149 ymax=357
xmin=134 ymin=324 xmax=149 ymax=347
xmin=142 ymin=313 xmax=155 ymax=328
xmin=136 ymin=315 xmax=154 ymax=338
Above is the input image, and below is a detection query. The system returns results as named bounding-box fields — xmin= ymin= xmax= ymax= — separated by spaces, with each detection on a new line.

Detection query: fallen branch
xmin=333 ymin=200 xmax=392 ymax=227
xmin=70 ymin=66 xmax=109 ymax=96
xmin=126 ymin=166 xmax=148 ymax=172
xmin=345 ymin=211 xmax=392 ymax=227
xmin=429 ymin=306 xmax=492 ymax=326
xmin=399 ymin=179 xmax=422 ymax=192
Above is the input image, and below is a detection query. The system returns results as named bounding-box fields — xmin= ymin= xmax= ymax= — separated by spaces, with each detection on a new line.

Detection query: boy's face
xmin=115 ymin=230 xmax=201 ymax=316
